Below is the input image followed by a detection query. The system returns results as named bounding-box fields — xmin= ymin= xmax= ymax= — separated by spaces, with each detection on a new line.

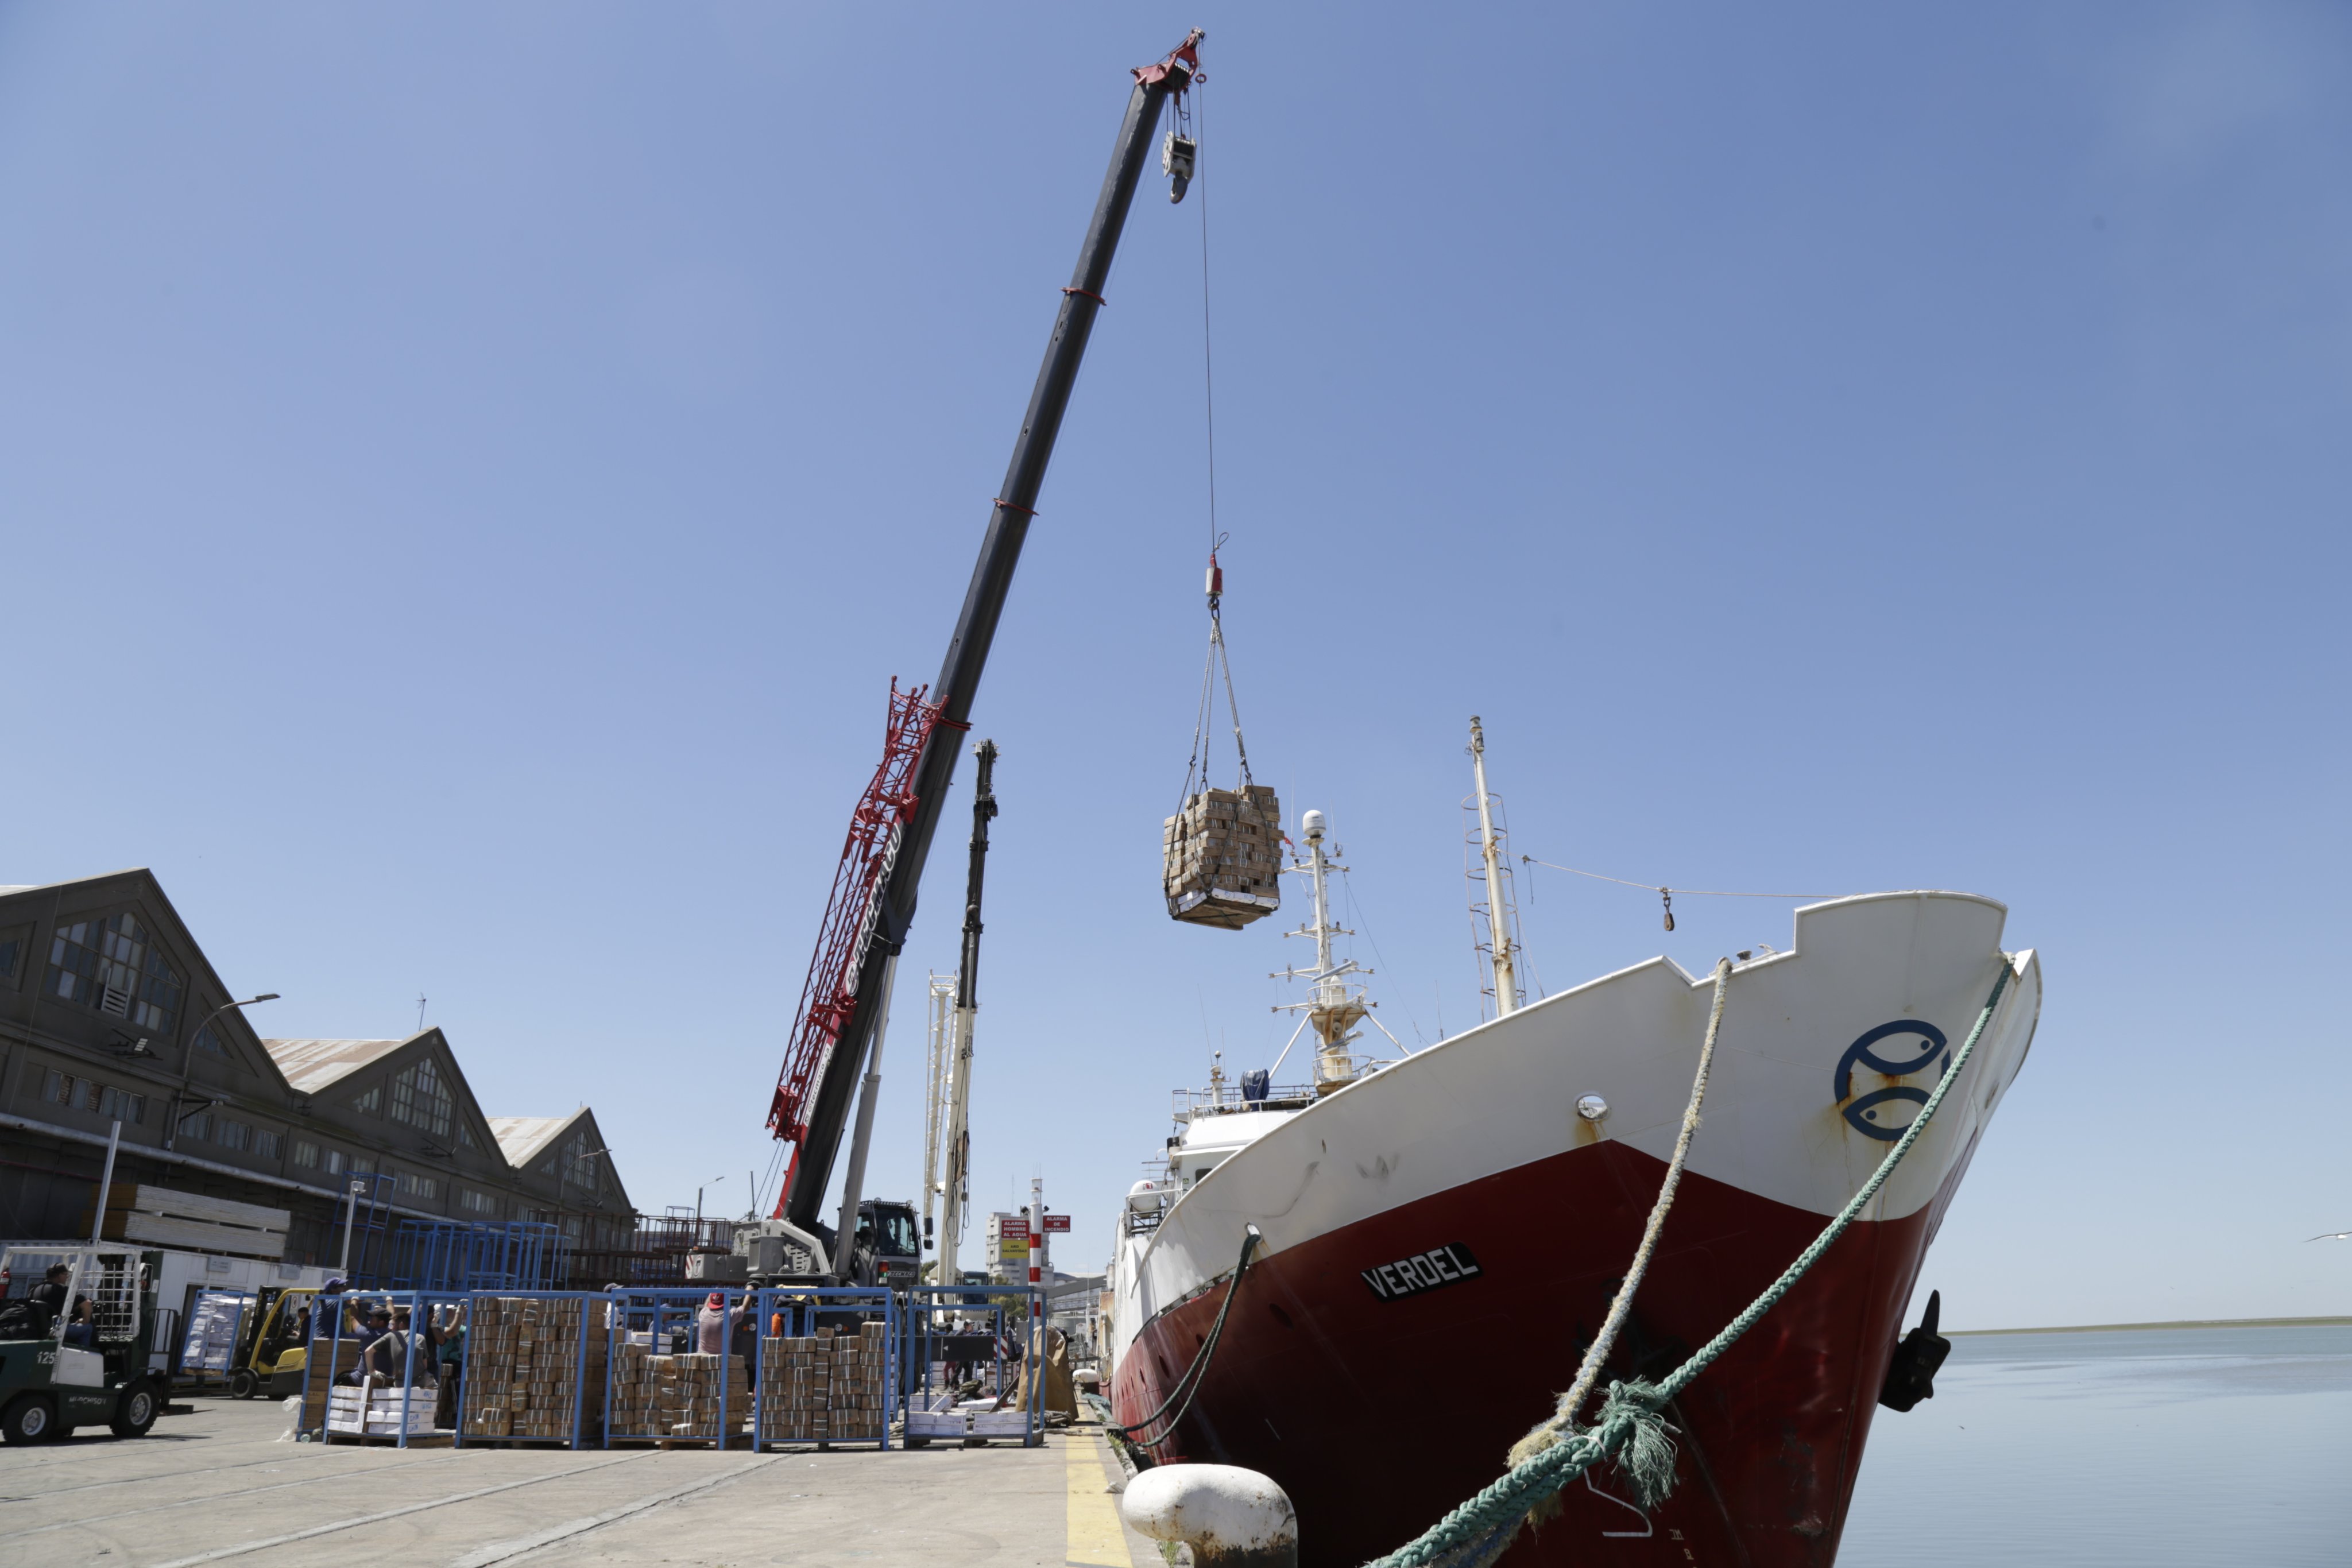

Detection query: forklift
xmin=0 ymin=1244 xmax=166 ymax=1444
xmin=225 ymin=1284 xmax=321 ymax=1399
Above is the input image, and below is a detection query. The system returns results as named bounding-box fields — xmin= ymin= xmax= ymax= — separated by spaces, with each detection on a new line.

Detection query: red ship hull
xmin=1114 ymin=1136 xmax=1969 ymax=1568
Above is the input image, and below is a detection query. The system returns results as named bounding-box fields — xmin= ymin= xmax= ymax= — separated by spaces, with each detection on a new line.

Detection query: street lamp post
xmin=166 ymin=992 xmax=281 ymax=1149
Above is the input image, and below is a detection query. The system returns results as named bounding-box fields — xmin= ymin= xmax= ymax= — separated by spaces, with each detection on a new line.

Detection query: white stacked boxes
xmin=326 ymin=1385 xmax=436 ymax=1437
xmin=758 ymin=1322 xmax=888 ymax=1445
xmin=461 ymin=1295 xmax=606 ymax=1443
xmin=1162 ymin=784 xmax=1283 ymax=929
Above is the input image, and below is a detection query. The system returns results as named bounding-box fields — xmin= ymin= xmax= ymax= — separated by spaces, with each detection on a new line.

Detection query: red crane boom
xmin=766 ymin=680 xmax=949 ymax=1213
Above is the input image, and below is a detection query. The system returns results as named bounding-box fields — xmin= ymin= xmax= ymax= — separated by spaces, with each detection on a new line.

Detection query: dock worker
xmin=694 ymin=1291 xmax=751 ymax=1356
xmin=61 ymin=1296 xmax=96 ymax=1348
xmin=434 ymin=1303 xmax=467 ymax=1429
xmin=359 ymin=1311 xmax=435 ymax=1387
xmin=29 ymin=1264 xmax=70 ymax=1331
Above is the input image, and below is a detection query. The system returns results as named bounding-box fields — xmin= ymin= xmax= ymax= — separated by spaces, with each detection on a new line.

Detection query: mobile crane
xmin=746 ymin=31 xmax=1209 ymax=1284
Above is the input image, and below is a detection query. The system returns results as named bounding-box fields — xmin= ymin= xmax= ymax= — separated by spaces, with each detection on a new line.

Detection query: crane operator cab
xmin=0 ymin=1245 xmax=165 ymax=1444
xmin=851 ymin=1201 xmax=922 ymax=1290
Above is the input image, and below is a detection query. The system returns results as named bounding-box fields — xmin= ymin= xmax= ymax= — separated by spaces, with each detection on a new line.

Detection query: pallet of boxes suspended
xmin=1164 ymin=545 xmax=1282 ymax=931
xmin=1163 ymin=783 xmax=1283 ymax=928
xmin=752 ymin=1288 xmax=895 ymax=1450
xmin=459 ymin=1292 xmax=607 ymax=1447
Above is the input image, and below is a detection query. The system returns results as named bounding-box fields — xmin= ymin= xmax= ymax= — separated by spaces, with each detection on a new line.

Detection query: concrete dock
xmin=0 ymin=1399 xmax=1163 ymax=1567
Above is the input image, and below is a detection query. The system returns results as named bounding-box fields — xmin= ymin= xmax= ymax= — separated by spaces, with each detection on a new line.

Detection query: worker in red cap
xmin=694 ymin=1290 xmax=750 ymax=1357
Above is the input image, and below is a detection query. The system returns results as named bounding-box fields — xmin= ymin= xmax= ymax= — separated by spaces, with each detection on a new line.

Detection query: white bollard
xmin=1121 ymin=1464 xmax=1299 ymax=1568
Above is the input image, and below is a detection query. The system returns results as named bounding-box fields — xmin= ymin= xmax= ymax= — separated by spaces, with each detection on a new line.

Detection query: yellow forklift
xmin=224 ymin=1284 xmax=322 ymax=1399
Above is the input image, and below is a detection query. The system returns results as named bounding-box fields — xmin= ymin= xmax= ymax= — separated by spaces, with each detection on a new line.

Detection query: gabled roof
xmin=263 ymin=1036 xmax=413 ymax=1093
xmin=490 ymin=1112 xmax=587 ymax=1168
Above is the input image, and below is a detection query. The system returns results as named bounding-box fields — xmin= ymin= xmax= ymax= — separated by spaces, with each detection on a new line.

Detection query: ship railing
xmin=1170 ymin=1082 xmax=1314 ymax=1119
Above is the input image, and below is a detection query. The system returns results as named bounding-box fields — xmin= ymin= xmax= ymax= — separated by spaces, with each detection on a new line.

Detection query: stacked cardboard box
xmin=665 ymin=1353 xmax=749 ymax=1440
xmin=461 ymin=1296 xmax=606 ymax=1443
xmin=299 ymin=1337 xmax=365 ymax=1434
xmin=1162 ymin=784 xmax=1283 ymax=929
xmin=606 ymin=1341 xmax=678 ymax=1437
xmin=759 ymin=1322 xmax=887 ymax=1444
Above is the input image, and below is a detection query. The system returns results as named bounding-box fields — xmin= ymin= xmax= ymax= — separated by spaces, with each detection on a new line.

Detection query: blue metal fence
xmin=384 ymin=1221 xmax=568 ymax=1292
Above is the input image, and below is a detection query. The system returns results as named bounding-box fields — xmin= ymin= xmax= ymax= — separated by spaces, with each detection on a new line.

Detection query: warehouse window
xmin=459 ymin=1188 xmax=497 ymax=1216
xmin=46 ymin=913 xmax=181 ymax=1034
xmin=564 ymin=1133 xmax=601 ymax=1190
xmin=41 ymin=1068 xmax=79 ymax=1108
xmin=398 ymin=1172 xmax=438 ymax=1201
xmin=292 ymin=1140 xmax=320 ymax=1168
xmin=0 ymin=925 xmax=26 ymax=988
xmin=96 ymin=1085 xmax=146 ymax=1125
xmin=353 ymin=1084 xmax=380 ymax=1114
xmin=388 ymin=1058 xmax=452 ymax=1138
xmin=322 ymin=1148 xmax=346 ymax=1175
xmin=215 ymin=1119 xmax=252 ymax=1152
xmin=254 ymin=1128 xmax=281 ymax=1159
xmin=457 ymin=1122 xmax=475 ymax=1150
xmin=180 ymin=1109 xmax=212 ymax=1142
xmin=192 ymin=1021 xmax=228 ymax=1054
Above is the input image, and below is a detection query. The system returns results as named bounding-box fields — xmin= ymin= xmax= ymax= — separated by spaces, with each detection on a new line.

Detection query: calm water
xmin=1840 ymin=1324 xmax=2352 ymax=1566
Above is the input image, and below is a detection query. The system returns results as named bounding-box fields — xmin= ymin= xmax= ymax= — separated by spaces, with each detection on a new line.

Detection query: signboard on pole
xmin=999 ymin=1215 xmax=1029 ymax=1238
xmin=1042 ymin=1213 xmax=1071 ymax=1233
xmin=998 ymin=1236 xmax=1029 ymax=1258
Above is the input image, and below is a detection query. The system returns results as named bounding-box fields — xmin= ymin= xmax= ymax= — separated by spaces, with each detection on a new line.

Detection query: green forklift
xmin=0 ymin=1244 xmax=165 ymax=1444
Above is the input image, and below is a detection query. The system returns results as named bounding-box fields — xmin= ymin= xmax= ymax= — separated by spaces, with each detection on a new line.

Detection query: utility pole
xmin=338 ymin=1178 xmax=363 ymax=1276
xmin=90 ymin=1121 xmax=121 ymax=1244
xmin=1028 ymin=1172 xmax=1045 ymax=1428
xmin=1469 ymin=717 xmax=1519 ymax=1016
xmin=938 ymin=739 xmax=997 ymax=1291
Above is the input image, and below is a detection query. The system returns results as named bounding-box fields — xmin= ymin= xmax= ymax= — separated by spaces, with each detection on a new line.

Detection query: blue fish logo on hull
xmin=1833 ymin=1019 xmax=1950 ymax=1141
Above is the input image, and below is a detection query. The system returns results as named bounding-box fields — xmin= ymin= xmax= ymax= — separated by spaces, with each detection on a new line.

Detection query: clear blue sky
xmin=3 ymin=5 xmax=2346 ymax=1326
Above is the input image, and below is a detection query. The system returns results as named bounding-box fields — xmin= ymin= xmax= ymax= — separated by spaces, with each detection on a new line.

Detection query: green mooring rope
xmin=1363 ymin=962 xmax=2015 ymax=1568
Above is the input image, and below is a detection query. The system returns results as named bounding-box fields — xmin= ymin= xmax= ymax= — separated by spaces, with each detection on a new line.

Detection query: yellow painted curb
xmin=1066 ymin=1431 xmax=1132 ymax=1567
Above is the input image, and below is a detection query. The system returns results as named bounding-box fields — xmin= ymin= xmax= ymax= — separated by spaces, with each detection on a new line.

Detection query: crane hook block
xmin=1164 ymin=131 xmax=1197 ymax=203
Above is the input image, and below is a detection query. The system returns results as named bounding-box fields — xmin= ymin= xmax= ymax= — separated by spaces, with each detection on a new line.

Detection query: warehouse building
xmin=0 ymin=869 xmax=636 ymax=1268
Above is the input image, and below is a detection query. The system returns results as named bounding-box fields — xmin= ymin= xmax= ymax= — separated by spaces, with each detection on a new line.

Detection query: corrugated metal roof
xmin=263 ymin=1036 xmax=414 ymax=1093
xmin=490 ymin=1113 xmax=585 ymax=1167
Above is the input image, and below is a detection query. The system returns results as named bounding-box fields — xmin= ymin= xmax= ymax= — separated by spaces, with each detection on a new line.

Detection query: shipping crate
xmin=1163 ymin=785 xmax=1283 ymax=929
xmin=462 ymin=1295 xmax=606 ymax=1446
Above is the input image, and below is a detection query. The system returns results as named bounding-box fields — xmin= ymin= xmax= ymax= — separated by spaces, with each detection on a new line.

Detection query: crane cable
xmin=1174 ymin=80 xmax=1257 ymax=807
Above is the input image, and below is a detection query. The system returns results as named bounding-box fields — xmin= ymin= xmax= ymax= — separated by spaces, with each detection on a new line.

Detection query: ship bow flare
xmin=1111 ymin=891 xmax=2040 ymax=1567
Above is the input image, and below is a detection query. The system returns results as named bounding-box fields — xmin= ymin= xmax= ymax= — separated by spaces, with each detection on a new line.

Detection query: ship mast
xmin=1274 ymin=809 xmax=1378 ymax=1093
xmin=1468 ymin=717 xmax=1522 ymax=1017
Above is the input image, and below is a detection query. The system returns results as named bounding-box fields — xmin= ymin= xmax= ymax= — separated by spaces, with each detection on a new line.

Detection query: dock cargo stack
xmin=759 ymin=1322 xmax=887 ymax=1444
xmin=669 ymin=1353 xmax=749 ymax=1441
xmin=462 ymin=1295 xmax=605 ymax=1442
